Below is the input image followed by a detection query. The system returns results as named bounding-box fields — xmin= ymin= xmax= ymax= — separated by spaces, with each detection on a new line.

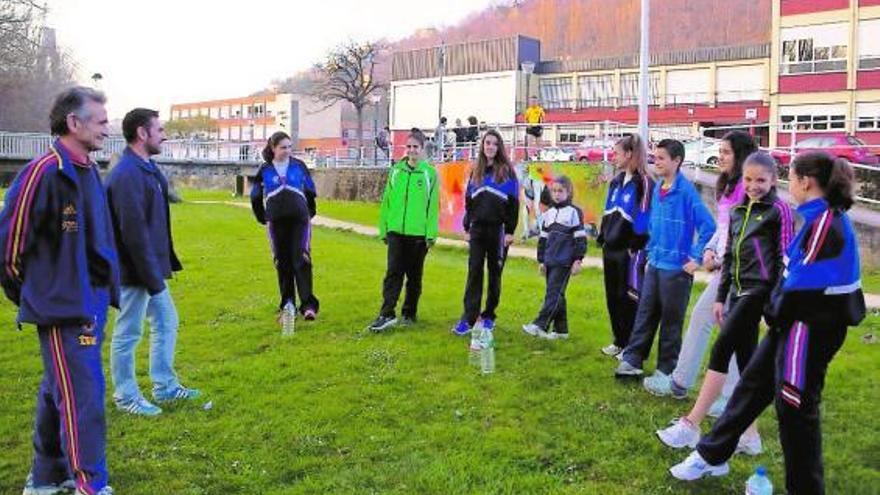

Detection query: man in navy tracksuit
xmin=0 ymin=87 xmax=118 ymax=495
xmin=106 ymin=108 xmax=199 ymax=417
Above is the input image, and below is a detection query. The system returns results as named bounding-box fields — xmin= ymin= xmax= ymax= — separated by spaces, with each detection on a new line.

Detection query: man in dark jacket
xmin=0 ymin=86 xmax=118 ymax=495
xmin=106 ymin=108 xmax=199 ymax=417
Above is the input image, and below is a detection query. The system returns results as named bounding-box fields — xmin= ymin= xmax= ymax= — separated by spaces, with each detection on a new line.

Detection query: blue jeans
xmin=671 ymin=273 xmax=740 ymax=395
xmin=110 ymin=286 xmax=180 ymax=401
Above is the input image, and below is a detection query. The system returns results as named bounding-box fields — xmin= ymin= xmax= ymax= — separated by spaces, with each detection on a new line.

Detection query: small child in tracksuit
xmin=671 ymin=151 xmax=866 ymax=495
xmin=522 ymin=176 xmax=587 ymax=340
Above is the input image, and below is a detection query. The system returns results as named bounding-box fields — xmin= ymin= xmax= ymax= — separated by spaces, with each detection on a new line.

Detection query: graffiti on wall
xmin=435 ymin=161 xmax=610 ymax=238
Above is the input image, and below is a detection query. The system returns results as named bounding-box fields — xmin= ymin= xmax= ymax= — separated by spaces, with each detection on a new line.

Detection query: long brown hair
xmin=716 ymin=130 xmax=756 ymax=200
xmin=471 ymin=129 xmax=513 ymax=184
xmin=616 ymin=133 xmax=647 ymax=177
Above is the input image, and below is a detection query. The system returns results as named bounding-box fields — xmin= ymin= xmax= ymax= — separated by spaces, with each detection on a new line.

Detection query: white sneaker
xmin=669 ymin=450 xmax=730 ymax=481
xmin=522 ymin=323 xmax=545 ymax=337
xmin=735 ymin=431 xmax=763 ymax=456
xmin=601 ymin=343 xmax=622 ymax=356
xmin=656 ymin=417 xmax=700 ymax=449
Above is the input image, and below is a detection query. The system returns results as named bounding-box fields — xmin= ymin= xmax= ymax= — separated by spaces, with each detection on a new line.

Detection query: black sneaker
xmin=367 ymin=315 xmax=397 ymax=332
xmin=399 ymin=316 xmax=416 ymax=327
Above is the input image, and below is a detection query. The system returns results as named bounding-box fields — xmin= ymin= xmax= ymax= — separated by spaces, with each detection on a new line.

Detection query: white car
xmin=538 ymin=147 xmax=575 ymax=162
xmin=684 ymin=139 xmax=721 ymax=167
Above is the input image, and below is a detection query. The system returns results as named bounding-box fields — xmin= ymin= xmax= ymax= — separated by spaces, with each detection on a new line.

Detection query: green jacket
xmin=378 ymin=159 xmax=439 ymax=240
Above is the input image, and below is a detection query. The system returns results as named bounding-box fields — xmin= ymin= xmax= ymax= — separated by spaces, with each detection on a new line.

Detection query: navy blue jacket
xmin=537 ymin=201 xmax=587 ymax=267
xmin=598 ymin=171 xmax=654 ymax=251
xmin=250 ymin=158 xmax=316 ymax=224
xmin=0 ymin=140 xmax=120 ymax=326
xmin=105 ymin=147 xmax=182 ymax=295
xmin=462 ymin=166 xmax=519 ymax=234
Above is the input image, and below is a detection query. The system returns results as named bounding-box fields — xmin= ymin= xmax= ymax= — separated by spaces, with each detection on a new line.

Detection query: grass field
xmin=1 ymin=199 xmax=875 ymax=494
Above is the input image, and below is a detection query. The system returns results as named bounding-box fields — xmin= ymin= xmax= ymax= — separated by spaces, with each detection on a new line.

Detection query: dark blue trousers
xmin=622 ymin=265 xmax=693 ymax=374
xmin=32 ymin=291 xmax=109 ymax=494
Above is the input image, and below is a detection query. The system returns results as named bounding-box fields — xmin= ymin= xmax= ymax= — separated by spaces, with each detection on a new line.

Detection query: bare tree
xmin=309 ymin=41 xmax=386 ymax=161
xmin=0 ymin=1 xmax=78 ymax=132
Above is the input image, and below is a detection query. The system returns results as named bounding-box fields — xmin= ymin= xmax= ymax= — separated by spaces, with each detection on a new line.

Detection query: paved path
xmin=196 ymin=200 xmax=880 ymax=309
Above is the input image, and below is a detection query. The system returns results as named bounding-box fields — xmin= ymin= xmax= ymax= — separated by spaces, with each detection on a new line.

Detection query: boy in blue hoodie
xmin=615 ymin=139 xmax=715 ymax=384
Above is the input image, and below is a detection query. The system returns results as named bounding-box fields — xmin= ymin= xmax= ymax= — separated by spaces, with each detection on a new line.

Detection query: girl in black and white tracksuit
xmin=251 ymin=131 xmax=320 ymax=319
xmin=453 ymin=129 xmax=519 ymax=335
xmin=522 ymin=175 xmax=587 ymax=339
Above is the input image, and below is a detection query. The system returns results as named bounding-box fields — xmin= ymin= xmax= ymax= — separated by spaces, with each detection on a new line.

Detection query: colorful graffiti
xmin=435 ymin=161 xmax=610 ymax=239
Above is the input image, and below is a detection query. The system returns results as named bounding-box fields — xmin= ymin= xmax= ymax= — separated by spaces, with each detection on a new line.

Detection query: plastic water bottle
xmin=745 ymin=466 xmax=773 ymax=495
xmin=469 ymin=329 xmax=482 ymax=367
xmin=480 ymin=327 xmax=495 ymax=374
xmin=281 ymin=301 xmax=296 ymax=337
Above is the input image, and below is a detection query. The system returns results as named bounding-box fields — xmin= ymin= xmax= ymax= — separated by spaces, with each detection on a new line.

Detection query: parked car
xmin=683 ymin=139 xmax=721 ymax=167
xmin=538 ymin=147 xmax=575 ymax=162
xmin=771 ymin=134 xmax=879 ymax=167
xmin=575 ymin=138 xmax=616 ymax=162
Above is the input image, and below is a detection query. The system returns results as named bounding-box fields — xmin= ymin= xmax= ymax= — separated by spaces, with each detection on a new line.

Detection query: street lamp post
xmin=437 ymin=42 xmax=446 ymax=124
xmin=370 ymin=93 xmax=382 ymax=167
xmin=521 ymin=61 xmax=536 ymax=161
xmin=637 ymin=0 xmax=650 ymax=144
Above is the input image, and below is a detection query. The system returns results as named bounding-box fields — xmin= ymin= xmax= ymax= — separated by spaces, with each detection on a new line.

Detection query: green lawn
xmin=316 ymin=199 xmax=382 ymax=227
xmin=1 ymin=202 xmax=876 ymax=494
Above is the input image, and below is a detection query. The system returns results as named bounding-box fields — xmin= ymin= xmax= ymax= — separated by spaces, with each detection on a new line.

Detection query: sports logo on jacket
xmin=61 ymin=203 xmax=78 ymax=233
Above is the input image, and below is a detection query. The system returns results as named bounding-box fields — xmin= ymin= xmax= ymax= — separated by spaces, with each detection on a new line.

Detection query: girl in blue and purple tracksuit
xmin=672 ymin=151 xmax=866 ymax=495
xmin=452 ymin=129 xmax=519 ymax=336
xmin=251 ymin=131 xmax=320 ymax=320
xmin=597 ymin=133 xmax=654 ymax=356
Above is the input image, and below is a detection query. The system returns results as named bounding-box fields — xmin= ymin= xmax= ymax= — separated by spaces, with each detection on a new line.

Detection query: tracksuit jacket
xmin=717 ymin=188 xmax=794 ymax=304
xmin=645 ymin=172 xmax=715 ymax=271
xmin=378 ymin=159 xmax=439 ymax=240
xmin=597 ymin=171 xmax=653 ymax=250
xmin=0 ymin=139 xmax=120 ymax=325
xmin=462 ymin=166 xmax=519 ymax=235
xmin=250 ymin=157 xmax=317 ymax=224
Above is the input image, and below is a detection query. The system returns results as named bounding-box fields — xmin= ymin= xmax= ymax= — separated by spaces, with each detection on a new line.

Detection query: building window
xmin=780 ymin=104 xmax=847 ymax=131
xmin=781 ymin=23 xmax=848 ymax=74
xmin=859 ymin=19 xmax=880 ymax=70
xmin=857 ymin=102 xmax=880 ymax=130
xmin=620 ymin=72 xmax=661 ymax=106
xmin=577 ymin=74 xmax=615 ymax=108
xmin=539 ymin=77 xmax=574 ymax=110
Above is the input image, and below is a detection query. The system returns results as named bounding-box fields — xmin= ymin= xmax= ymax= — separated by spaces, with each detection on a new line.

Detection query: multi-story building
xmin=168 ymin=93 xmax=374 ymax=154
xmin=770 ymin=0 xmax=880 ymax=147
xmin=170 ymin=93 xmax=295 ymax=142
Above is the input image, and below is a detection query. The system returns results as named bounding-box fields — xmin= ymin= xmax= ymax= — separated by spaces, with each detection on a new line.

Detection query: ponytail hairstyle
xmin=616 ymin=133 xmax=647 ymax=177
xmin=472 ymin=129 xmax=513 ymax=185
xmin=791 ymin=151 xmax=855 ymax=211
xmin=263 ymin=131 xmax=291 ymax=163
xmin=716 ymin=130 xmax=756 ymax=200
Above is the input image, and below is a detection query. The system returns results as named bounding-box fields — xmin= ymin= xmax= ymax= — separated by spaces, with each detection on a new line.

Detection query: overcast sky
xmin=46 ymin=0 xmax=497 ymax=120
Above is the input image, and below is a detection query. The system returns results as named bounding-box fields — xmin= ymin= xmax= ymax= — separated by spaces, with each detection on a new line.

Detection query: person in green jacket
xmin=368 ymin=129 xmax=440 ymax=331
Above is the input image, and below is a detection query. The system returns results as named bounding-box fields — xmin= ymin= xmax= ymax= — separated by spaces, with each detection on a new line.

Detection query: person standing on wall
xmin=0 ymin=86 xmax=119 ymax=495
xmin=523 ymin=96 xmax=545 ymax=160
xmin=106 ymin=108 xmax=200 ymax=417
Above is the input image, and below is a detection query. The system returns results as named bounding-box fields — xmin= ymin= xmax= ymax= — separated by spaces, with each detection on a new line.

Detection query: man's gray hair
xmin=49 ymin=86 xmax=106 ymax=136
